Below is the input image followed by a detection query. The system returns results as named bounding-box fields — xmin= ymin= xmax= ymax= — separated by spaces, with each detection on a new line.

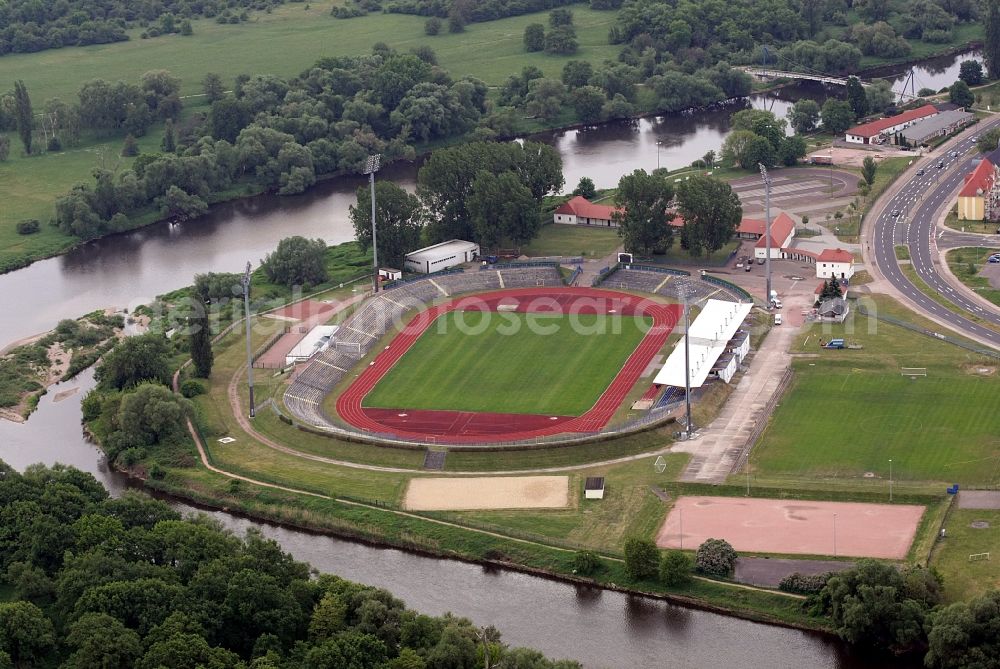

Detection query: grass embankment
xmin=752 ymin=295 xmax=1000 ymax=488
xmin=944 ymin=208 xmax=997 ymax=235
xmin=839 ymin=157 xmax=912 ymax=243
xmin=522 ymin=224 xmax=622 ymax=259
xmin=945 ymin=247 xmax=1000 ymax=308
xmin=930 ymin=507 xmax=1000 ymax=601
xmin=900 ymin=263 xmax=1000 ymax=333
xmin=365 ymin=311 xmax=650 ymax=415
xmin=895 ymin=245 xmax=911 ymax=260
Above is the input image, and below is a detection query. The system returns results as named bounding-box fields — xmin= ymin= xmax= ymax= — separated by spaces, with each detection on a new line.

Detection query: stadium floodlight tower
xmin=758 ymin=163 xmax=773 ymax=307
xmin=241 ymin=261 xmax=256 ymax=418
xmin=364 ymin=154 xmax=382 ymax=293
xmin=680 ymin=285 xmax=694 ymax=439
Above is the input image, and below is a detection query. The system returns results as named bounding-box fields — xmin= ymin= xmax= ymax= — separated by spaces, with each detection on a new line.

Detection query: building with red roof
xmin=736 ymin=212 xmax=796 ymax=259
xmin=816 ymin=248 xmax=854 ymax=279
xmin=553 ymin=196 xmax=621 ymax=227
xmin=845 ymin=104 xmax=938 ymax=145
xmin=957 ymin=158 xmax=997 ymax=221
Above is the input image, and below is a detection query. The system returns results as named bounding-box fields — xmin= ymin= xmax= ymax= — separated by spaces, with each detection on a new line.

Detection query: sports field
xmin=364 ymin=310 xmax=650 ymax=416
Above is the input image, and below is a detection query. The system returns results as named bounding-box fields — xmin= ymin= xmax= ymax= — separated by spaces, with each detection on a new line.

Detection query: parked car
xmin=989 ymin=256 xmax=1000 ymax=264
xmin=745 ymin=264 xmax=752 ymax=272
xmin=774 ymin=314 xmax=783 ymax=325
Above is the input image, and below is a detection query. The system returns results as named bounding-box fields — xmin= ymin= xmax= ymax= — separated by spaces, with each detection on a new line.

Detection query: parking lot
xmin=730 ymin=168 xmax=858 ymax=223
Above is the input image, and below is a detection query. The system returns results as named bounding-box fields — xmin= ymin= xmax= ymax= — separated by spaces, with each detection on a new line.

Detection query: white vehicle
xmin=774 ymin=314 xmax=783 ymax=325
xmin=772 ymin=298 xmax=783 ymax=309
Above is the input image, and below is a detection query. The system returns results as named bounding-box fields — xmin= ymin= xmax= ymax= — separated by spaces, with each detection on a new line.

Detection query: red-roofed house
xmin=958 ymin=158 xmax=996 ymax=221
xmin=554 ymin=196 xmax=621 ymax=227
xmin=737 ymin=212 xmax=796 ymax=259
xmin=845 ymin=104 xmax=938 ymax=145
xmin=816 ymin=248 xmax=854 ymax=279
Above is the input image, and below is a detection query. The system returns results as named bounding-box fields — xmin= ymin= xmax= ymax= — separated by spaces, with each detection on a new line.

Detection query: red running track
xmin=335 ymin=287 xmax=681 ymax=444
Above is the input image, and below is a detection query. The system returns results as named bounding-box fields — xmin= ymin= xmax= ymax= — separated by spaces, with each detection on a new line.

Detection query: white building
xmin=285 ymin=325 xmax=339 ymax=366
xmin=844 ymin=104 xmax=938 ymax=145
xmin=737 ymin=212 xmax=796 ymax=260
xmin=816 ymin=248 xmax=854 ymax=280
xmin=653 ymin=299 xmax=754 ymax=388
xmin=403 ymin=240 xmax=480 ymax=274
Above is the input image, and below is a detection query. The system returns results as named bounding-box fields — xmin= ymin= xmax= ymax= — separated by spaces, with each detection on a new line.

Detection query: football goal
xmin=901 ymin=367 xmax=927 ymax=378
xmin=969 ymin=552 xmax=991 ymax=562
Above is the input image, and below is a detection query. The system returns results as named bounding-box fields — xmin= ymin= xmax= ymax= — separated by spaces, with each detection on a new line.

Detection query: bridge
xmin=740 ymin=68 xmax=865 ymax=88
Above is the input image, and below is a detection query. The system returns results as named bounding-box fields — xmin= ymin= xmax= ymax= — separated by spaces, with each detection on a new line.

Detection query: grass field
xmin=752 ymin=296 xmax=1000 ymax=487
xmin=522 ymin=224 xmax=622 ymax=259
xmin=946 ymin=247 xmax=1000 ymax=308
xmin=931 ymin=507 xmax=1000 ymax=601
xmin=363 ymin=310 xmax=651 ymax=416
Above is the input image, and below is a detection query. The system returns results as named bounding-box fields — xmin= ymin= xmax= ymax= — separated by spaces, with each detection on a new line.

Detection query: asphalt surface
xmin=869 ymin=119 xmax=1000 ymax=349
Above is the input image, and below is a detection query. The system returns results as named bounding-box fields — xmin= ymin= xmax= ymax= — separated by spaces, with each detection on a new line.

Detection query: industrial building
xmin=844 ymin=104 xmax=938 ymax=145
xmin=900 ymin=109 xmax=974 ymax=146
xmin=403 ymin=240 xmax=480 ymax=274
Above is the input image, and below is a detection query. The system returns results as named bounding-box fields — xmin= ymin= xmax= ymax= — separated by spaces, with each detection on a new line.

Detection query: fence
xmin=251 ymin=329 xmax=287 ymax=368
xmin=483 ymin=260 xmax=561 ymax=271
xmin=592 ymin=262 xmax=620 ymax=286
xmin=701 ymin=274 xmax=754 ymax=302
xmin=383 ymin=267 xmax=464 ymax=289
xmin=731 ymin=367 xmax=794 ymax=475
xmin=565 ymin=266 xmax=582 ymax=286
xmin=626 ymin=264 xmax=691 ymax=277
xmin=857 ymin=305 xmax=1000 ymax=360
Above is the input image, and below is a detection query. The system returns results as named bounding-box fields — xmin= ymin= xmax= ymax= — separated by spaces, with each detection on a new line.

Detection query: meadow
xmin=364 ymin=310 xmax=650 ymax=415
xmin=751 ymin=297 xmax=1000 ymax=487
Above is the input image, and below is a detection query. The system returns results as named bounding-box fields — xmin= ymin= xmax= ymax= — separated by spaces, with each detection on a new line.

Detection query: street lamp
xmin=833 ymin=513 xmax=838 ymax=557
xmin=679 ymin=507 xmax=684 ymax=550
xmin=363 ymin=154 xmax=382 ymax=293
xmin=889 ymin=458 xmax=893 ymax=502
xmin=656 ymin=140 xmax=663 ymax=170
xmin=681 ymin=287 xmax=693 ymax=439
xmin=758 ymin=163 xmax=773 ymax=306
xmin=241 ymin=261 xmax=256 ymax=419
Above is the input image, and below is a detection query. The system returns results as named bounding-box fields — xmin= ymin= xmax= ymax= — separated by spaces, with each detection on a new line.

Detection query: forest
xmin=0 ymin=460 xmax=582 ymax=668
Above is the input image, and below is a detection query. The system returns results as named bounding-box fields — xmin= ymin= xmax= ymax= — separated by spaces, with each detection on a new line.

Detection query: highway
xmin=868 ymin=119 xmax=1000 ymax=349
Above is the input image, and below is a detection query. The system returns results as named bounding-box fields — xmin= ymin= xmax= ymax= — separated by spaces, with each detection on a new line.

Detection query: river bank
xmin=0 ymin=42 xmax=984 ymax=278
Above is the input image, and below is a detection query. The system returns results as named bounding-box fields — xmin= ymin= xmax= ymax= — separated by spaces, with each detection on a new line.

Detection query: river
xmin=0 ymin=49 xmax=980 ymax=346
xmin=0 ymin=369 xmax=910 ymax=669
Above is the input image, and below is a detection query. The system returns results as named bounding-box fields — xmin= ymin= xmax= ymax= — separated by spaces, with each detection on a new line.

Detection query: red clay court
xmin=657 ymin=496 xmax=925 ymax=559
xmin=335 ymin=287 xmax=680 ymax=444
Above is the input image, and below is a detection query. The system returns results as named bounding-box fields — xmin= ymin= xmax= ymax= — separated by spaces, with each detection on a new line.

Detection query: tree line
xmin=0 ymin=0 xmax=288 ymax=56
xmin=0 ymin=459 xmax=583 ymax=669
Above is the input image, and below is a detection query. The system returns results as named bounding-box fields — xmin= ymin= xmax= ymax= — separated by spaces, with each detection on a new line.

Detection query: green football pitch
xmin=363 ymin=310 xmax=652 ymax=416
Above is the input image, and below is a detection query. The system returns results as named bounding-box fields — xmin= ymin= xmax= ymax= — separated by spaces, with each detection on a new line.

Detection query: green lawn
xmin=522 ymin=223 xmax=622 ymax=259
xmin=931 ymin=507 xmax=1000 ymax=601
xmin=946 ymin=247 xmax=1000 ymax=308
xmin=752 ymin=297 xmax=1000 ymax=487
xmin=364 ymin=310 xmax=650 ymax=416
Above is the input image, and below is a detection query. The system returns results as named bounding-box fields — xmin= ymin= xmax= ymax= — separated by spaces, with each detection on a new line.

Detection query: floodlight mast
xmin=364 ymin=154 xmax=382 ymax=293
xmin=242 ymin=261 xmax=256 ymax=418
xmin=758 ymin=163 xmax=773 ymax=306
xmin=682 ymin=287 xmax=693 ymax=438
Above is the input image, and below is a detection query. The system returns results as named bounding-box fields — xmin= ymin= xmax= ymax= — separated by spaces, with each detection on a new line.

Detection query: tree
xmin=694 ymin=538 xmax=737 ymax=576
xmin=117 ymin=383 xmax=190 ymax=448
xmin=926 ymin=590 xmax=1000 ymax=669
xmin=261 ymin=236 xmax=328 ymax=288
xmin=845 ymin=76 xmax=868 ymax=118
xmin=561 ymin=61 xmax=594 ymax=89
xmin=572 ymin=177 xmax=596 ymax=200
xmin=544 ymin=26 xmax=578 ymax=55
xmin=572 ymin=550 xmax=601 ymax=576
xmin=949 ymin=80 xmax=974 ymax=108
xmin=549 ymin=7 xmax=573 ymax=26
xmin=865 ymin=79 xmax=895 ymax=114
xmin=778 ymin=135 xmax=807 ymax=166
xmin=64 ymin=612 xmax=142 ymax=669
xmin=523 ymin=24 xmax=545 ymax=52
xmin=742 ymin=135 xmax=777 ymax=169
xmin=349 ymin=181 xmax=424 ymax=269
xmin=425 ymin=17 xmax=442 ymax=35
xmin=959 ymin=60 xmax=984 ymax=86
xmin=623 ymin=537 xmax=660 ymax=581
xmin=121 ymin=133 xmax=139 ymax=157
xmin=0 ymin=136 xmax=8 ymax=162
xmin=987 ymin=0 xmax=1000 ymax=80
xmin=0 ymin=601 xmax=55 ymax=667
xmin=525 ymin=79 xmax=566 ymax=121
xmin=861 ymin=156 xmax=878 ymax=186
xmin=675 ymin=175 xmax=742 ymax=256
xmin=818 ymin=560 xmax=942 ymax=653
xmin=821 ymin=99 xmax=855 ymax=135
xmin=787 ymin=99 xmax=821 ymax=134
xmin=96 ymin=333 xmax=172 ymax=390
xmin=13 ymin=80 xmax=33 ymax=155
xmin=189 ymin=311 xmax=214 ymax=378
xmin=161 ymin=119 xmax=176 ymax=153
xmin=468 ymin=171 xmax=539 ymax=249
xmin=612 ymin=170 xmax=674 ymax=255
xmin=571 ymin=86 xmax=607 ymax=124
xmin=977 ymin=127 xmax=1000 ymax=153
xmin=158 ymin=186 xmax=208 ymax=222
xmin=659 ymin=551 xmax=692 ymax=586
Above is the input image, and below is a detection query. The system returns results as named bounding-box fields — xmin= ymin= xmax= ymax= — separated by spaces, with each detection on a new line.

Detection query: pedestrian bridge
xmin=741 ymin=68 xmax=865 ymax=87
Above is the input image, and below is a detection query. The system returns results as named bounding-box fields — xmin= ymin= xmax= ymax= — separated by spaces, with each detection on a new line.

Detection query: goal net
xmin=901 ymin=367 xmax=927 ymax=378
xmin=969 ymin=552 xmax=991 ymax=562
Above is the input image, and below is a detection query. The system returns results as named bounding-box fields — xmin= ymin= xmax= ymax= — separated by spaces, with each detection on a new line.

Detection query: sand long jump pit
xmin=657 ymin=496 xmax=924 ymax=559
xmin=404 ymin=476 xmax=569 ymax=511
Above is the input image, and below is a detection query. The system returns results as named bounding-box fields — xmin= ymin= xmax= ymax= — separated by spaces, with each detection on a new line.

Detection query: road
xmin=867 ymin=118 xmax=1000 ymax=349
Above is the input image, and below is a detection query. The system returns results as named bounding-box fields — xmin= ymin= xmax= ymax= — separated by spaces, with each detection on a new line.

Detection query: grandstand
xmin=653 ymin=299 xmax=754 ymax=388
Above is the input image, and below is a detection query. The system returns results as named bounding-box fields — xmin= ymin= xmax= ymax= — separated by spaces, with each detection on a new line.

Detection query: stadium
xmin=277 ymin=263 xmax=753 ymax=449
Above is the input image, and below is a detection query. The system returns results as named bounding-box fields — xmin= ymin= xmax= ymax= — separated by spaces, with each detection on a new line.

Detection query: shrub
xmin=779 ymin=571 xmax=832 ymax=594
xmin=47 ymin=136 xmax=62 ymax=152
xmin=695 ymin=538 xmax=737 ymax=576
xmin=623 ymin=537 xmax=660 ymax=581
xmin=180 ymin=379 xmax=207 ymax=398
xmin=425 ymin=16 xmax=442 ymax=35
xmin=16 ymin=219 xmax=40 ymax=235
xmin=659 ymin=550 xmax=692 ymax=586
xmin=148 ymin=463 xmax=166 ymax=479
xmin=228 ymin=479 xmax=242 ymax=494
xmin=572 ymin=550 xmax=602 ymax=575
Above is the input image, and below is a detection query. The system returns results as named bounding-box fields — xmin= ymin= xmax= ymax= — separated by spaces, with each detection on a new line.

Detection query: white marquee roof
xmin=653 ymin=299 xmax=753 ymax=388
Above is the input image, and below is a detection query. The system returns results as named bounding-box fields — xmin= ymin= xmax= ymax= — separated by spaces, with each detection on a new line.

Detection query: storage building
xmin=845 ymin=104 xmax=938 ymax=144
xmin=285 ymin=325 xmax=339 ymax=366
xmin=403 ymin=240 xmax=480 ymax=274
xmin=900 ymin=109 xmax=974 ymax=146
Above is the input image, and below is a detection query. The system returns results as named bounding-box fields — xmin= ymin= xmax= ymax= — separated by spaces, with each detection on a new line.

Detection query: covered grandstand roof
xmin=652 ymin=299 xmax=753 ymax=389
